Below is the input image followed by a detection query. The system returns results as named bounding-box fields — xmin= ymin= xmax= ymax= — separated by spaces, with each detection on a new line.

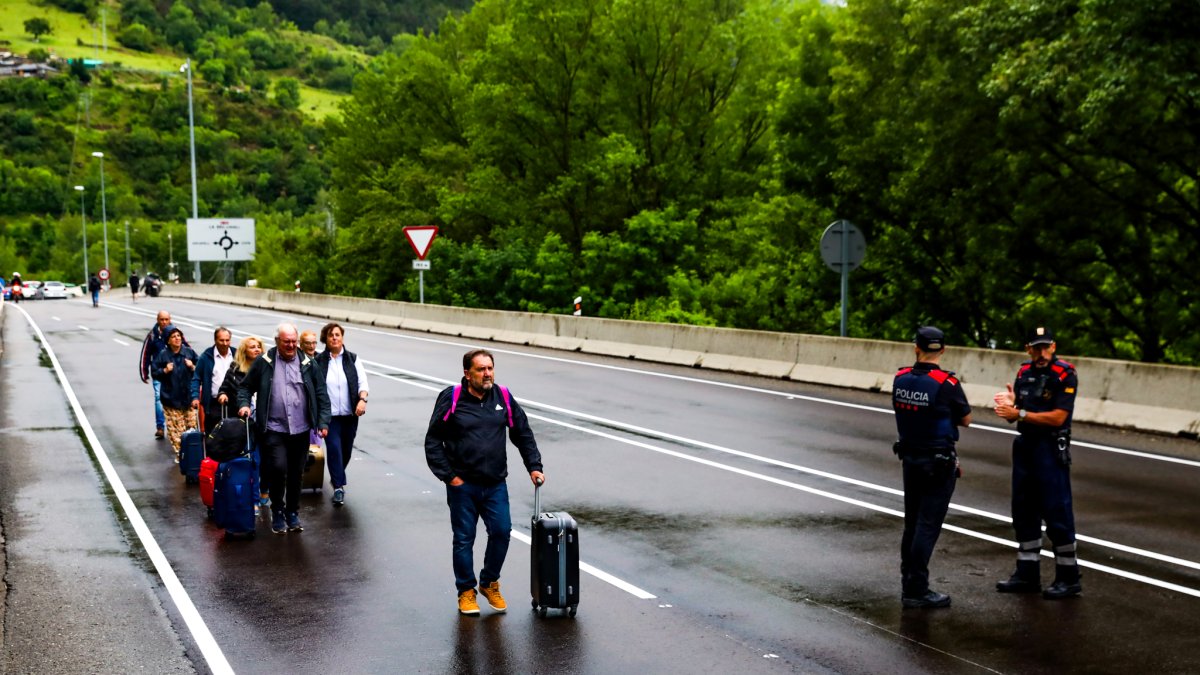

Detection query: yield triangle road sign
xmin=404 ymin=226 xmax=439 ymax=260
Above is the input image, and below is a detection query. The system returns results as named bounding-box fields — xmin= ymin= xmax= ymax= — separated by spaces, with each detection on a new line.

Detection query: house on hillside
xmin=0 ymin=52 xmax=60 ymax=79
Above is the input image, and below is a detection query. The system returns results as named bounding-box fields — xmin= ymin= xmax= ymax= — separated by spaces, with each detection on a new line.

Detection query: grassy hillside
xmin=0 ymin=0 xmax=351 ymax=117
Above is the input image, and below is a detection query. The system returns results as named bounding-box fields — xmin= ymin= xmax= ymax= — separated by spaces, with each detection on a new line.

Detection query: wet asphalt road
xmin=3 ymin=294 xmax=1200 ymax=674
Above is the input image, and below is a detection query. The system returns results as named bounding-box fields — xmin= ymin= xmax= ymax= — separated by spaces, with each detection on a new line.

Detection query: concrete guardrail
xmin=165 ymin=284 xmax=1200 ymax=438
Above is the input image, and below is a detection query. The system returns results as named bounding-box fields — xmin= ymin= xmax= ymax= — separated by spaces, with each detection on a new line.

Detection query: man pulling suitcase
xmin=425 ymin=349 xmax=545 ymax=616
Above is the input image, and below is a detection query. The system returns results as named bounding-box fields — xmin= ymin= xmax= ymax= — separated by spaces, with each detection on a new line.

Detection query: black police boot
xmin=1043 ymin=566 xmax=1082 ymax=600
xmin=902 ymin=590 xmax=951 ymax=609
xmin=996 ymin=561 xmax=1041 ymax=593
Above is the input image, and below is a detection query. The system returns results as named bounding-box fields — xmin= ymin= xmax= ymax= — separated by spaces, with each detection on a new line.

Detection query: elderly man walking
xmin=238 ymin=322 xmax=330 ymax=534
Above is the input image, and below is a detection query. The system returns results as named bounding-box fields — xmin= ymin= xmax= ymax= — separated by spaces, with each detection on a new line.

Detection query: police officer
xmin=892 ymin=326 xmax=972 ymax=608
xmin=992 ymin=326 xmax=1081 ymax=599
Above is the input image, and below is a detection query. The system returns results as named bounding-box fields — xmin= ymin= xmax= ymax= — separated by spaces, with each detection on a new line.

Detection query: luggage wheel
xmin=537 ymin=606 xmax=548 ymax=618
xmin=568 ymin=605 xmax=578 ymax=618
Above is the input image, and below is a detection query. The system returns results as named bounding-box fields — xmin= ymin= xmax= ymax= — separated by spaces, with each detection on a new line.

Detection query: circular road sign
xmin=97 ymin=268 xmax=110 ymax=281
xmin=819 ymin=220 xmax=866 ymax=272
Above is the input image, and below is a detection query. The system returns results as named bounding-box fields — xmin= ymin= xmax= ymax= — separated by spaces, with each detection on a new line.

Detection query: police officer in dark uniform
xmin=993 ymin=326 xmax=1081 ymax=599
xmin=891 ymin=326 xmax=972 ymax=608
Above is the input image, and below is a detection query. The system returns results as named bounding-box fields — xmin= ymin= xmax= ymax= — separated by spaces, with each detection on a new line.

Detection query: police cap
xmin=914 ymin=326 xmax=945 ymax=352
xmin=1027 ymin=326 xmax=1055 ymax=346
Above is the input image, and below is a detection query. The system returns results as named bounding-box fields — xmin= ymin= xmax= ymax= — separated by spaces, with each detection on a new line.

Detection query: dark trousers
xmin=261 ymin=430 xmax=309 ymax=515
xmin=200 ymin=400 xmax=223 ymax=435
xmin=1011 ymin=435 xmax=1075 ymax=545
xmin=447 ymin=481 xmax=512 ymax=593
xmin=326 ymin=415 xmax=359 ymax=488
xmin=901 ymin=458 xmax=957 ymax=597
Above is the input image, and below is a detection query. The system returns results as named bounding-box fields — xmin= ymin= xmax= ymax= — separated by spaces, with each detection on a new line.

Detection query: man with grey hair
xmin=238 ymin=322 xmax=331 ymax=534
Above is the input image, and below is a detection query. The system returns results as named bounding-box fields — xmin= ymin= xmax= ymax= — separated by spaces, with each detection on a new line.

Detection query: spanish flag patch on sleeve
xmin=1065 ymin=387 xmax=1075 ymax=394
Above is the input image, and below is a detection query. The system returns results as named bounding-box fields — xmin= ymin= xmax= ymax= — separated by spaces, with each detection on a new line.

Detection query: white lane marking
xmin=114 ymin=338 xmax=129 ymax=347
xmin=168 ymin=297 xmax=1200 ymax=468
xmin=110 ymin=303 xmax=1200 ymax=577
xmin=52 ymin=316 xmax=61 ymax=321
xmin=361 ymin=371 xmax=656 ymax=600
xmin=511 ymin=530 xmax=657 ymax=600
xmin=98 ymin=303 xmax=661 ymax=603
xmin=12 ymin=305 xmax=234 ymax=675
xmin=77 ymin=325 xmax=90 ymax=331
xmin=360 ymin=360 xmax=1200 ymax=574
xmin=363 ymin=367 xmax=1200 ymax=599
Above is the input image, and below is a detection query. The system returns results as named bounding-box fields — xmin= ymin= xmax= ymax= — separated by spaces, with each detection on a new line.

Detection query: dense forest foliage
xmin=1 ymin=0 xmax=1197 ymax=364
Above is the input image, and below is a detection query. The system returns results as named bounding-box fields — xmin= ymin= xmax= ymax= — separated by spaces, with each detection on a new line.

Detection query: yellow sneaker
xmin=478 ymin=581 xmax=507 ymax=613
xmin=458 ymin=589 xmax=480 ymax=615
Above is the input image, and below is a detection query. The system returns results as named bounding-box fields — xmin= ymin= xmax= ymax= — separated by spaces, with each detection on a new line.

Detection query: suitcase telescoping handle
xmin=533 ymin=476 xmax=544 ymax=517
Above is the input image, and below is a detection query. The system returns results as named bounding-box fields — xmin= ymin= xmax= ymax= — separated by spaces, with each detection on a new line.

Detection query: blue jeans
xmin=447 ymin=481 xmax=512 ymax=593
xmin=153 ymin=379 xmax=164 ymax=430
xmin=325 ymin=415 xmax=359 ymax=488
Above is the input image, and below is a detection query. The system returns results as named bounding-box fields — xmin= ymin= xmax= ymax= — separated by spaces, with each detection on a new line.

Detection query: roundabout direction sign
xmin=819 ymin=220 xmax=867 ymax=337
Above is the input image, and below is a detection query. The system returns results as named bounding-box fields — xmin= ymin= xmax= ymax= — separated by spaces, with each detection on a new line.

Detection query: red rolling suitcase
xmin=199 ymin=457 xmax=219 ymax=516
xmin=530 ymin=481 xmax=580 ymax=617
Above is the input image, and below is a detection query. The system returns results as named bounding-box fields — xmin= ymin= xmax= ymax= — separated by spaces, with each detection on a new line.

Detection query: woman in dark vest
xmin=315 ymin=323 xmax=369 ymax=507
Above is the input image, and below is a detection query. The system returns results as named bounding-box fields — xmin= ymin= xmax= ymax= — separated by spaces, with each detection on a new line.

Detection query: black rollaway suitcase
xmin=530 ymin=481 xmax=580 ymax=617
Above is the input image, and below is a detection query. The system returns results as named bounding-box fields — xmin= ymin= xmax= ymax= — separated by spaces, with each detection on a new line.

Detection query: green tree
xmin=24 ymin=17 xmax=52 ymax=42
xmin=117 ymin=23 xmax=156 ymax=52
xmin=273 ymin=77 xmax=301 ymax=109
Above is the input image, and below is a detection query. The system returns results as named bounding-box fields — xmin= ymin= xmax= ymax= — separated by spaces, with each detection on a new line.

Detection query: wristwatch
xmin=1018 ymin=408 xmax=1027 ymax=420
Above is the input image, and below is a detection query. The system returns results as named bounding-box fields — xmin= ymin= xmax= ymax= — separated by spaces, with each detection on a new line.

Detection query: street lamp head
xmin=179 ymin=61 xmax=189 ymax=73
xmin=74 ymin=185 xmax=85 ymax=191
xmin=92 ymin=151 xmax=104 ymax=158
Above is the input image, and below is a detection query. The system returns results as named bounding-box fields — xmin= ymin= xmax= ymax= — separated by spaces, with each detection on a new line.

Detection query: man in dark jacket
xmin=140 ymin=311 xmax=178 ymax=439
xmin=237 ymin=322 xmax=330 ymax=534
xmin=190 ymin=326 xmax=234 ymax=434
xmin=425 ymin=349 xmax=544 ymax=616
xmin=88 ymin=274 xmax=101 ymax=307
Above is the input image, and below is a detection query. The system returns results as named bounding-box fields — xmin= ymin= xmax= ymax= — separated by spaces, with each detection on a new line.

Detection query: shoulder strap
xmin=441 ymin=385 xmax=513 ymax=427
xmin=442 ymin=385 xmax=462 ymax=422
xmin=499 ymin=386 xmax=513 ymax=428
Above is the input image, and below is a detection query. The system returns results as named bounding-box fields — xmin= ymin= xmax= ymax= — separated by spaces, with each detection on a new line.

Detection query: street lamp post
xmin=124 ymin=220 xmax=131 ymax=278
xmin=91 ymin=151 xmax=109 ymax=282
xmin=75 ymin=185 xmax=88 ymax=283
xmin=169 ymin=231 xmax=174 ymax=280
xmin=182 ymin=59 xmax=201 ymax=284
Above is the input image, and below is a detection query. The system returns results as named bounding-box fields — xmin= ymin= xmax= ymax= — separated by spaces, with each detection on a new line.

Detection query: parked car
xmin=64 ymin=283 xmax=84 ymax=298
xmin=22 ymin=281 xmax=44 ymax=300
xmin=143 ymin=273 xmax=163 ymax=297
xmin=41 ymin=281 xmax=70 ymax=299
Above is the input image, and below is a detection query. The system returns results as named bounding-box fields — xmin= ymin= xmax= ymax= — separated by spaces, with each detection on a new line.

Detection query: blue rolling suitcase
xmin=530 ymin=481 xmax=580 ymax=618
xmin=213 ymin=455 xmax=258 ymax=539
xmin=179 ymin=429 xmax=205 ymax=484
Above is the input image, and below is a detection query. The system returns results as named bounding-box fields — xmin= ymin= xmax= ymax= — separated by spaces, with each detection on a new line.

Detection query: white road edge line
xmin=13 ymin=305 xmax=235 ymax=675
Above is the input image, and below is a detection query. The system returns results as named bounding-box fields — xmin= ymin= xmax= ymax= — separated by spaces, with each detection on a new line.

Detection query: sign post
xmin=403 ymin=226 xmax=439 ymax=304
xmin=819 ymin=220 xmax=867 ymax=337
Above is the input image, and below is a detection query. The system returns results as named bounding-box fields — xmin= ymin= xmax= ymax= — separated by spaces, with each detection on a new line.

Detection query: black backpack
xmin=207 ymin=417 xmax=250 ymax=462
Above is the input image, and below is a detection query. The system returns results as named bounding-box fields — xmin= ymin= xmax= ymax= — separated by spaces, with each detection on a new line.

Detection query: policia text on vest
xmin=891 ymin=326 xmax=972 ymax=610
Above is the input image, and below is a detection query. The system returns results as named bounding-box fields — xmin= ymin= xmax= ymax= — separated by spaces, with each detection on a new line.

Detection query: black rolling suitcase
xmin=530 ymin=481 xmax=580 ymax=617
